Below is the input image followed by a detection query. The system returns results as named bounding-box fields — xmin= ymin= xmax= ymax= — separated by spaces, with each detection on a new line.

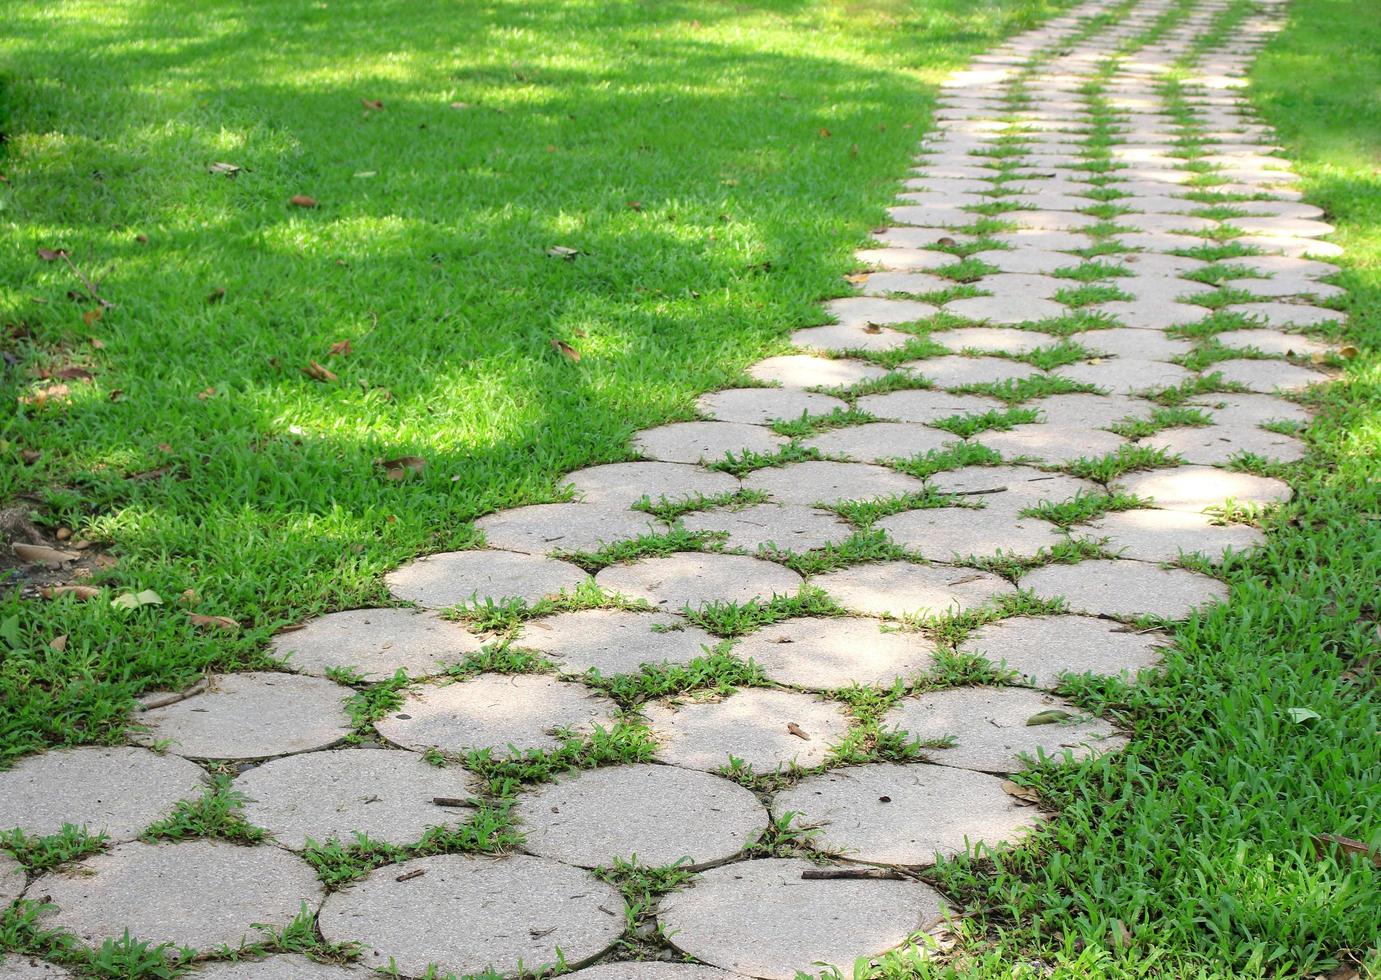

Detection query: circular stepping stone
xmin=567 ymin=964 xmax=740 ymax=980
xmin=969 ymin=248 xmax=1077 ymax=275
xmin=1232 ymin=254 xmax=1339 ymax=279
xmin=565 ymin=462 xmax=738 ymax=508
xmin=28 ymin=840 xmax=321 ymax=951
xmin=376 ymin=674 xmax=618 ymax=757
xmin=855 ymin=247 xmax=960 ymax=272
xmin=945 ymin=296 xmax=1068 ymax=324
xmin=802 ymin=423 xmax=955 ymax=464
xmin=1 ymin=851 xmax=22 ymax=908
xmin=775 ymin=762 xmax=1044 ymax=865
xmin=859 ymin=271 xmax=954 ymax=297
xmin=1117 ymin=465 xmax=1292 ymax=512
xmin=855 ymin=389 xmax=1003 ymax=424
xmin=596 ymin=553 xmax=802 ymax=611
xmin=515 ymin=609 xmax=716 ymax=675
xmin=741 ymin=461 xmax=924 ymax=506
xmin=928 ymin=465 xmax=1094 ymax=511
xmin=0 ymin=957 xmax=73 ymax=979
xmin=1068 ymin=328 xmax=1191 ymax=361
xmin=825 ymin=296 xmax=938 ymax=327
xmin=386 ymin=550 xmax=588 ymax=609
xmin=514 ymin=763 xmax=767 ymax=869
xmin=959 ymin=615 xmax=1165 ymax=688
xmin=1213 ymin=329 xmax=1332 ymax=357
xmin=134 ymin=672 xmax=352 ymax=761
xmin=1189 ymin=393 xmax=1312 ymax=427
xmin=877 ymin=507 xmax=1062 ymax=560
xmin=0 ymin=747 xmax=205 ymax=842
xmin=886 ymin=687 xmax=1126 ymax=773
xmin=1020 ymin=559 xmax=1228 ymax=620
xmin=645 ymin=688 xmax=848 ymax=772
xmin=1080 ymin=509 xmax=1265 ymax=563
xmin=194 ymin=955 xmax=365 ymax=978
xmin=476 ymin=503 xmax=662 ymax=556
xmin=747 ymin=355 xmax=888 ymax=390
xmin=633 ymin=421 xmax=786 ymax=465
xmin=271 ymin=608 xmax=483 ymax=680
xmin=680 ymin=503 xmax=852 ymax=553
xmin=811 ymin=562 xmax=1013 ymax=618
xmin=791 ymin=323 xmax=912 ymax=353
xmin=1208 ymin=358 xmax=1330 ymax=393
xmin=1096 ymin=300 xmax=1204 ymax=331
xmin=235 ymin=748 xmax=479 ymax=850
xmin=317 ymin=854 xmax=624 ymax=977
xmin=1034 ymin=393 xmax=1149 ymax=429
xmin=902 ymin=355 xmax=1043 ymax=387
xmin=933 ymin=326 xmax=1049 ymax=355
xmin=658 ymin=857 xmax=944 ymax=980
xmin=1141 ymin=424 xmax=1305 ymax=465
xmin=698 ymin=388 xmax=846 ymax=424
xmin=976 ymin=425 xmax=1126 ymax=465
xmin=1054 ymin=358 xmax=1194 ymax=393
xmin=731 ymin=616 xmax=935 ymax=690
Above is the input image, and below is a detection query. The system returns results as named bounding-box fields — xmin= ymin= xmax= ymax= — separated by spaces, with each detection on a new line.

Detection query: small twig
xmin=431 ymin=797 xmax=470 ymax=808
xmin=801 ymin=867 xmax=914 ymax=882
xmin=395 ymin=868 xmax=426 ymax=882
xmin=60 ymin=252 xmax=116 ymax=309
xmin=139 ymin=677 xmax=209 ymax=710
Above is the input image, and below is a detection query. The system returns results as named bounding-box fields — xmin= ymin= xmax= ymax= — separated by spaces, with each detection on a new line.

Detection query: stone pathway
xmin=0 ymin=0 xmax=1346 ymax=977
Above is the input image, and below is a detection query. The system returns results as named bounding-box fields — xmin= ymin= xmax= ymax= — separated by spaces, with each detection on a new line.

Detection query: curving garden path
xmin=0 ymin=0 xmax=1347 ymax=976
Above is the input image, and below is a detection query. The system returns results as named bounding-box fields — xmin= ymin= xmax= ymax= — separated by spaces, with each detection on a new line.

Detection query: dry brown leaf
xmin=82 ymin=309 xmax=103 ymax=326
xmin=546 ymin=245 xmax=579 ymax=259
xmin=41 ymin=584 xmax=100 ymax=601
xmin=818 ymin=127 xmax=832 ymax=138
xmin=49 ymin=635 xmax=68 ymax=652
xmin=786 ymin=722 xmax=810 ymax=740
xmin=1000 ymin=779 xmax=1041 ymax=805
xmin=377 ymin=455 xmax=426 ymax=481
xmin=290 ymin=195 xmax=319 ymax=208
xmin=1339 ymin=345 xmax=1358 ymax=359
xmin=37 ymin=247 xmax=68 ymax=262
xmin=189 ymin=613 xmax=240 ymax=632
xmin=551 ymin=339 xmax=581 ymax=362
xmin=91 ymin=554 xmax=117 ymax=569
xmin=303 ymin=361 xmax=338 ymax=382
xmin=329 ymin=339 xmax=353 ymax=357
xmin=844 ymin=273 xmax=868 ymax=284
xmin=108 ymin=389 xmax=125 ymax=401
xmin=626 ymin=200 xmax=642 ymax=211
xmin=180 ymin=588 xmax=199 ymax=606
xmin=362 ymin=99 xmax=384 ymax=111
xmin=208 ymin=162 xmax=242 ymax=176
xmin=19 ymin=449 xmax=41 ymax=464
xmin=198 ymin=386 xmax=217 ymax=400
xmin=1311 ymin=833 xmax=1381 ymax=867
xmin=88 ymin=336 xmax=106 ymax=349
xmin=862 ymin=324 xmax=882 ymax=335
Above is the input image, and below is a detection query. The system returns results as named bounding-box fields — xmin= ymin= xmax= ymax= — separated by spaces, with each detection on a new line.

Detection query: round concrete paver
xmin=825 ymin=296 xmax=938 ymax=328
xmin=1117 ymin=465 xmax=1292 ymax=512
xmin=903 ymin=355 xmax=1044 ymax=387
xmin=1208 ymin=358 xmax=1329 ymax=393
xmin=1054 ymin=358 xmax=1193 ymax=394
xmin=0 ymin=747 xmax=206 ymax=843
xmin=790 ymin=323 xmax=913 ymax=354
xmin=1069 ymin=328 xmax=1192 ymax=361
xmin=235 ymin=749 xmax=481 ymax=850
xmin=376 ymin=674 xmax=619 ymax=757
xmin=134 ymin=672 xmax=352 ymax=762
xmin=741 ymin=461 xmax=924 ymax=506
xmin=1189 ymin=393 xmax=1312 ymax=427
xmin=476 ymin=503 xmax=662 ymax=556
xmin=928 ymin=465 xmax=1095 ymax=512
xmin=886 ymin=687 xmax=1126 ymax=773
xmin=775 ymin=762 xmax=1045 ymax=865
xmin=633 ymin=421 xmax=786 ymax=465
xmin=192 ymin=955 xmax=365 ymax=978
xmin=945 ymin=295 xmax=1067 ymax=325
xmin=1 ymin=852 xmax=22 ymax=908
xmin=699 ymin=388 xmax=847 ymax=425
xmin=1034 ymin=393 xmax=1150 ymax=429
xmin=565 ymin=462 xmax=738 ymax=507
xmin=731 ymin=617 xmax=935 ymax=690
xmin=0 ymin=957 xmax=73 ymax=979
xmin=658 ymin=857 xmax=945 ymax=980
xmin=960 ymin=615 xmax=1165 ymax=688
xmin=935 ymin=326 xmax=1046 ymax=355
xmin=645 ymin=688 xmax=849 ymax=773
xmin=515 ymin=609 xmax=717 ymax=675
xmin=976 ymin=425 xmax=1127 ymax=465
xmin=271 ymin=608 xmax=484 ymax=680
xmin=811 ymin=562 xmax=1013 ymax=618
xmin=385 ymin=550 xmax=588 ymax=609
xmin=514 ymin=764 xmax=768 ymax=869
xmin=803 ymin=422 xmax=956 ymax=464
xmin=1141 ymin=424 xmax=1306 ymax=465
xmin=567 ymin=964 xmax=742 ymax=980
xmin=1213 ymin=328 xmax=1331 ymax=358
xmin=747 ymin=355 xmax=888 ymax=390
xmin=318 ymin=854 xmax=624 ymax=977
xmin=877 ymin=506 xmax=1062 ymax=560
xmin=29 ymin=840 xmax=322 ymax=952
xmin=680 ymin=503 xmax=853 ymax=553
xmin=1082 ymin=509 xmax=1266 ymax=562
xmin=595 ymin=553 xmax=803 ymax=611
xmin=855 ymin=389 xmax=1003 ymax=424
xmin=1021 ymin=559 xmax=1229 ymax=621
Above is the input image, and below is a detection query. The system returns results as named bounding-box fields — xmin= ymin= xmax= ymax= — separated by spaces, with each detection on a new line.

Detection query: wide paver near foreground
xmin=0 ymin=0 xmax=1347 ymax=977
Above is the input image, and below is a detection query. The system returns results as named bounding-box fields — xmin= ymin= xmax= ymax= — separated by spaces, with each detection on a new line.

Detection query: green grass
xmin=0 ymin=0 xmax=1076 ymax=761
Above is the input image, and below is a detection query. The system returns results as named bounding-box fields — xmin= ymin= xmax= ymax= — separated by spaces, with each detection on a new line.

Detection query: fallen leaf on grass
xmin=208 ymin=162 xmax=242 ymax=176
xmin=362 ymin=99 xmax=384 ymax=111
xmin=1000 ymin=780 xmax=1041 ymax=804
xmin=20 ymin=450 xmax=41 ymax=464
xmin=546 ymin=245 xmax=579 ymax=259
xmin=376 ymin=455 xmax=426 ymax=481
xmin=289 ymin=195 xmax=319 ymax=208
xmin=1286 ymin=707 xmax=1320 ymax=724
xmin=329 ymin=339 xmax=353 ymax=357
xmin=207 ymin=287 xmax=226 ymax=304
xmin=303 ymin=361 xmax=338 ymax=382
xmin=1311 ymin=833 xmax=1380 ymax=867
xmin=51 ymin=366 xmax=94 ymax=382
xmin=1339 ymin=345 xmax=1358 ymax=359
xmin=198 ymin=387 xmax=217 ymax=400
xmin=844 ymin=273 xmax=869 ymax=284
xmin=818 ymin=127 xmax=832 ymax=138
xmin=179 ymin=588 xmax=199 ymax=606
xmin=786 ymin=722 xmax=810 ymax=740
xmin=13 ymin=544 xmax=80 ymax=568
xmin=82 ymin=309 xmax=103 ymax=326
xmin=37 ymin=248 xmax=68 ymax=262
xmin=626 ymin=200 xmax=642 ymax=211
xmin=20 ymin=384 xmax=71 ymax=408
xmin=41 ymin=585 xmax=100 ymax=601
xmin=551 ymin=339 xmax=581 ymax=362
xmin=111 ymin=589 xmax=163 ymax=610
xmin=49 ymin=635 xmax=68 ymax=652
xmin=189 ymin=613 xmax=239 ymax=632
xmin=88 ymin=336 xmax=106 ymax=349
xmin=1025 ymin=709 xmax=1077 ymax=726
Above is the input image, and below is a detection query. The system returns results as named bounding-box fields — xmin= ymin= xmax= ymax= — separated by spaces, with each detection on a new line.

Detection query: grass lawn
xmin=1 ymin=0 xmax=1378 ymax=977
